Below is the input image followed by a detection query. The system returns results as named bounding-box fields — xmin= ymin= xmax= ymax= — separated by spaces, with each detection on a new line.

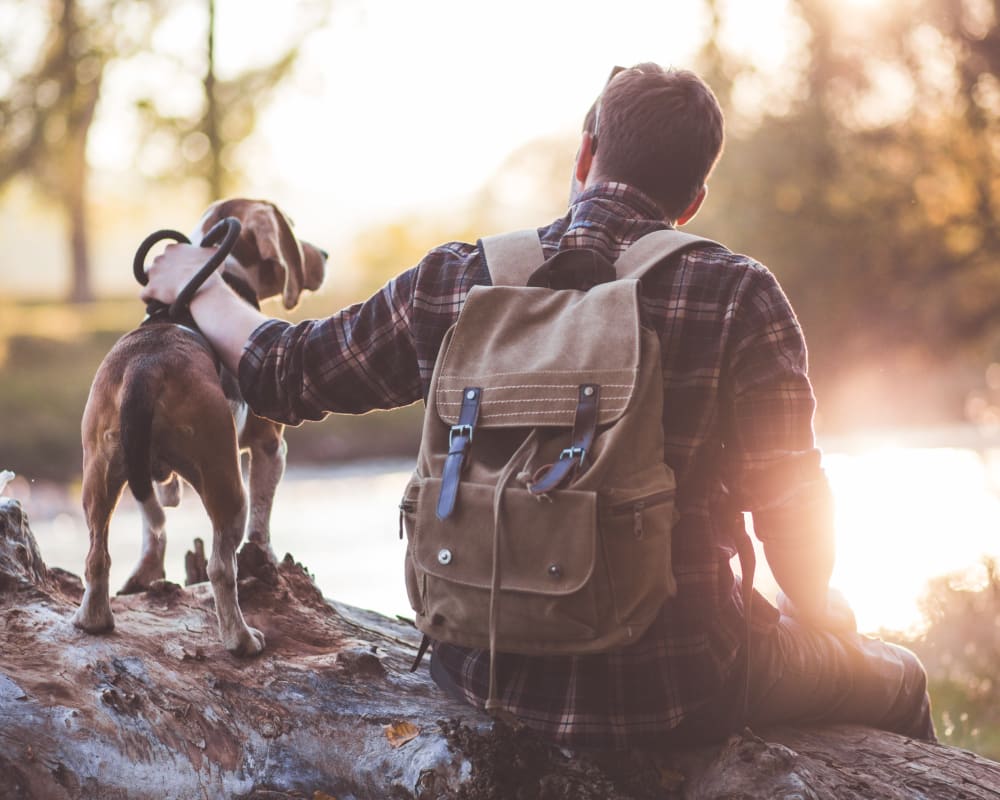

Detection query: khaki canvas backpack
xmin=400 ymin=228 xmax=718 ymax=707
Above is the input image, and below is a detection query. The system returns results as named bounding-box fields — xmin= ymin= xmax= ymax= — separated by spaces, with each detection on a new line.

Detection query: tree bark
xmin=1 ymin=496 xmax=999 ymax=800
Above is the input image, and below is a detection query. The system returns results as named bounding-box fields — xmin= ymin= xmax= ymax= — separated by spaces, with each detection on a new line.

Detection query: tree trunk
xmin=64 ymin=180 xmax=92 ymax=304
xmin=60 ymin=0 xmax=98 ymax=305
xmin=204 ymin=0 xmax=224 ymax=202
xmin=1 ymin=495 xmax=999 ymax=800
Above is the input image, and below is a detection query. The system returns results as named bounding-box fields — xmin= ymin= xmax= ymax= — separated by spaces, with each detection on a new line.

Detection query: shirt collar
xmin=568 ymin=181 xmax=669 ymax=227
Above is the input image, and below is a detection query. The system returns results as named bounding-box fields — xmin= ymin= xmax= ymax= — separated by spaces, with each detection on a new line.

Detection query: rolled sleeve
xmin=238 ymin=270 xmax=423 ymax=425
xmin=724 ymin=265 xmax=834 ymax=553
xmin=725 ymin=268 xmax=820 ymax=494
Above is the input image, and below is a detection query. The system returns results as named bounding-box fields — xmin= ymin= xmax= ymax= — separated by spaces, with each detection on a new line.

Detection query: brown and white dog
xmin=73 ymin=199 xmax=326 ymax=656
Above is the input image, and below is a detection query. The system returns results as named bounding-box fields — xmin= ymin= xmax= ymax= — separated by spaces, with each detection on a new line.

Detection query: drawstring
xmin=733 ymin=528 xmax=756 ymax=727
xmin=485 ymin=432 xmax=541 ymax=713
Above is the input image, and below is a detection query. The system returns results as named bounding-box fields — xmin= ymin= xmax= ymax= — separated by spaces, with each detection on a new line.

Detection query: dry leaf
xmin=383 ymin=721 xmax=420 ymax=748
xmin=659 ymin=766 xmax=686 ymax=790
xmin=313 ymin=791 xmax=337 ymax=800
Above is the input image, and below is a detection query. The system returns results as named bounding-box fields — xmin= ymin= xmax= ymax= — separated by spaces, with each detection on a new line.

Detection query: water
xmin=17 ymin=443 xmax=1000 ymax=635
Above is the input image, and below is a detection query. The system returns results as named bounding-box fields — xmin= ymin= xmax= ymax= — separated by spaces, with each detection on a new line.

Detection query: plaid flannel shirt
xmin=239 ymin=182 xmax=828 ymax=749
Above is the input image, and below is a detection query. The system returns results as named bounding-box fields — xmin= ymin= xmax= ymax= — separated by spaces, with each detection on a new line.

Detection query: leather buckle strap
xmin=529 ymin=384 xmax=600 ymax=495
xmin=436 ymin=387 xmax=482 ymax=520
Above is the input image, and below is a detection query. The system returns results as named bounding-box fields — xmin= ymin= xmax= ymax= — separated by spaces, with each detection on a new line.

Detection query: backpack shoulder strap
xmin=481 ymin=229 xmax=546 ymax=287
xmin=614 ymin=229 xmax=722 ymax=281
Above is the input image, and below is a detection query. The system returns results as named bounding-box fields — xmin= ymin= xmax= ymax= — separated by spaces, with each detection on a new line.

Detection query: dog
xmin=72 ymin=199 xmax=326 ymax=656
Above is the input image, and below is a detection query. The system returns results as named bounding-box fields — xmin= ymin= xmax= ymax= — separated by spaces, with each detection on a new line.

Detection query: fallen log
xmin=1 ymin=495 xmax=999 ymax=800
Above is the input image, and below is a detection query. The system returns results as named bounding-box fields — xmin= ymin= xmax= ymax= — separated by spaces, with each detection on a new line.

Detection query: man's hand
xmin=776 ymin=587 xmax=857 ymax=634
xmin=138 ymin=242 xmax=269 ymax=377
xmin=140 ymin=243 xmax=223 ymax=307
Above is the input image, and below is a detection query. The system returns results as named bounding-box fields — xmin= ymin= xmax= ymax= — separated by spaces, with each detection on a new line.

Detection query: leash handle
xmin=131 ymin=218 xmax=242 ymax=320
xmin=133 ymin=229 xmax=192 ymax=318
xmin=133 ymin=229 xmax=191 ymax=286
xmin=169 ymin=217 xmax=241 ymax=320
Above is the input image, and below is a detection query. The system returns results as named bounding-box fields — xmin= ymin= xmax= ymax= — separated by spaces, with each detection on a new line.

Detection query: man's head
xmin=573 ymin=64 xmax=724 ymax=224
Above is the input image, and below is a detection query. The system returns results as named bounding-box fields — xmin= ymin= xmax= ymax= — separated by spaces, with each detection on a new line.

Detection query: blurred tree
xmin=0 ymin=0 xmax=329 ymax=303
xmin=133 ymin=0 xmax=330 ymax=202
xmin=0 ymin=0 xmax=165 ymax=302
xmin=688 ymin=0 xmax=1000 ymax=429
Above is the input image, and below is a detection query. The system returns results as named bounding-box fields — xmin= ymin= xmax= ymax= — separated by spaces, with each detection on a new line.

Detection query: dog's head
xmin=193 ymin=199 xmax=327 ymax=309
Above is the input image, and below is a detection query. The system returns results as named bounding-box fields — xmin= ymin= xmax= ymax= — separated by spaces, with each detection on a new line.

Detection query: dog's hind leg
xmin=73 ymin=464 xmax=123 ymax=633
xmin=156 ymin=473 xmax=182 ymax=507
xmin=194 ymin=430 xmax=265 ymax=657
xmin=244 ymin=417 xmax=286 ymax=564
xmin=118 ymin=492 xmax=167 ymax=595
xmin=204 ymin=480 xmax=265 ymax=656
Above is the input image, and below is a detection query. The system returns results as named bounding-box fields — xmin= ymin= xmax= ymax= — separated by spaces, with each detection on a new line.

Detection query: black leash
xmin=132 ymin=217 xmax=242 ymax=321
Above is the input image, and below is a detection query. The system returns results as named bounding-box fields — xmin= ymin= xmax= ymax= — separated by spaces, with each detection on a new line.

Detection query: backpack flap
xmin=434 ymin=280 xmax=641 ymax=431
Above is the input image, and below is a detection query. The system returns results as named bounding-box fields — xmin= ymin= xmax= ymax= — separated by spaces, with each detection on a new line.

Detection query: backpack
xmin=400 ymin=228 xmax=718 ymax=708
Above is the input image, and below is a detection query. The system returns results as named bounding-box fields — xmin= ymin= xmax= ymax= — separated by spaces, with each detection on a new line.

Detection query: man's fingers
xmin=142 ymin=244 xmax=208 ymax=304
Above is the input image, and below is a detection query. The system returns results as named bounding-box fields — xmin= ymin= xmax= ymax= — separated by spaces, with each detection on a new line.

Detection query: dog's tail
xmin=120 ymin=370 xmax=156 ymax=503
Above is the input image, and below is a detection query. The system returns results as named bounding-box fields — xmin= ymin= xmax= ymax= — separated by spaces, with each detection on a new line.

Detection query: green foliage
xmin=0 ymin=325 xmax=116 ymax=482
xmin=903 ymin=559 xmax=1000 ymax=759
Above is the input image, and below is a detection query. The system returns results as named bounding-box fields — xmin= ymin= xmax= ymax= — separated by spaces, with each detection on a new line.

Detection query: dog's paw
xmin=118 ymin=575 xmax=152 ymax=595
xmin=228 ymin=625 xmax=266 ymax=657
xmin=244 ymin=535 xmax=280 ymax=565
xmin=71 ymin=605 xmax=115 ymax=634
xmin=118 ymin=558 xmax=167 ymax=595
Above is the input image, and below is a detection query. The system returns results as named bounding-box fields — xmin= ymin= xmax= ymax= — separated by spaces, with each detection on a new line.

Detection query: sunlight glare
xmin=824 ymin=447 xmax=1000 ymax=635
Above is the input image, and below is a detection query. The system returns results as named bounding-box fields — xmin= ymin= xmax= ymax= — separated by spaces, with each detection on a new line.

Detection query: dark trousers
xmin=740 ymin=615 xmax=935 ymax=741
xmin=429 ymin=615 xmax=936 ymax=747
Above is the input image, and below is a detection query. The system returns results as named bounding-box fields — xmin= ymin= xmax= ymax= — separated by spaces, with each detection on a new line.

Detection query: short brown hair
xmin=585 ymin=64 xmax=724 ymax=220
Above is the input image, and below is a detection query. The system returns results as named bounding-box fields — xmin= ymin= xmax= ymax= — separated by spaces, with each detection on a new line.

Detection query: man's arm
xmin=140 ymin=243 xmax=265 ymax=375
xmin=141 ymin=242 xmax=425 ymax=425
xmin=725 ymin=264 xmax=852 ymax=631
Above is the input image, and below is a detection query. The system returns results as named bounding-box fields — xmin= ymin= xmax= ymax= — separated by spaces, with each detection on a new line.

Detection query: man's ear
xmin=575 ymin=131 xmax=595 ymax=185
xmin=676 ymin=185 xmax=708 ymax=226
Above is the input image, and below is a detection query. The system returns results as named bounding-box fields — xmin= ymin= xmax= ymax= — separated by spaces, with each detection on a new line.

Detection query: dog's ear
xmin=244 ymin=203 xmax=315 ymax=309
xmin=198 ymin=199 xmax=327 ymax=308
xmin=301 ymin=241 xmax=327 ymax=294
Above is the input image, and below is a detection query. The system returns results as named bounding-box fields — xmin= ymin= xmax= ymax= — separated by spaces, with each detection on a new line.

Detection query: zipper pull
xmin=633 ymin=502 xmax=645 ymax=540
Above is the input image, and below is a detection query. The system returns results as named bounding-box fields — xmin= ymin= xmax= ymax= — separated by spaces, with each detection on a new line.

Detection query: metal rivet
xmin=466 ymin=389 xmax=477 ymax=400
xmin=437 ymin=548 xmax=453 ymax=566
xmin=548 ymin=564 xmax=562 ymax=578
xmin=583 ymin=386 xmax=595 ymax=397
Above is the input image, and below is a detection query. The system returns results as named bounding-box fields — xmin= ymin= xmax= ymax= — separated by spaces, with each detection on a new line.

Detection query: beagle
xmin=73 ymin=199 xmax=326 ymax=656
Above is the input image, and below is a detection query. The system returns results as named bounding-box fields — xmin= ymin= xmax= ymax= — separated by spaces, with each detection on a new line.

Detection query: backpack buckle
xmin=559 ymin=446 xmax=586 ymax=464
xmin=449 ymin=423 xmax=474 ymax=449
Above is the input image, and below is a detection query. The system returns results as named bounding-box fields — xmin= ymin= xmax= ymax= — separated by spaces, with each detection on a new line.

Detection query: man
xmin=143 ymin=63 xmax=934 ymax=750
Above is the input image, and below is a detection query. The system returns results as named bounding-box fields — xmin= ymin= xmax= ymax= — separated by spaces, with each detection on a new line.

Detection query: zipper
xmin=608 ymin=489 xmax=675 ymax=540
xmin=398 ymin=500 xmax=416 ymax=539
